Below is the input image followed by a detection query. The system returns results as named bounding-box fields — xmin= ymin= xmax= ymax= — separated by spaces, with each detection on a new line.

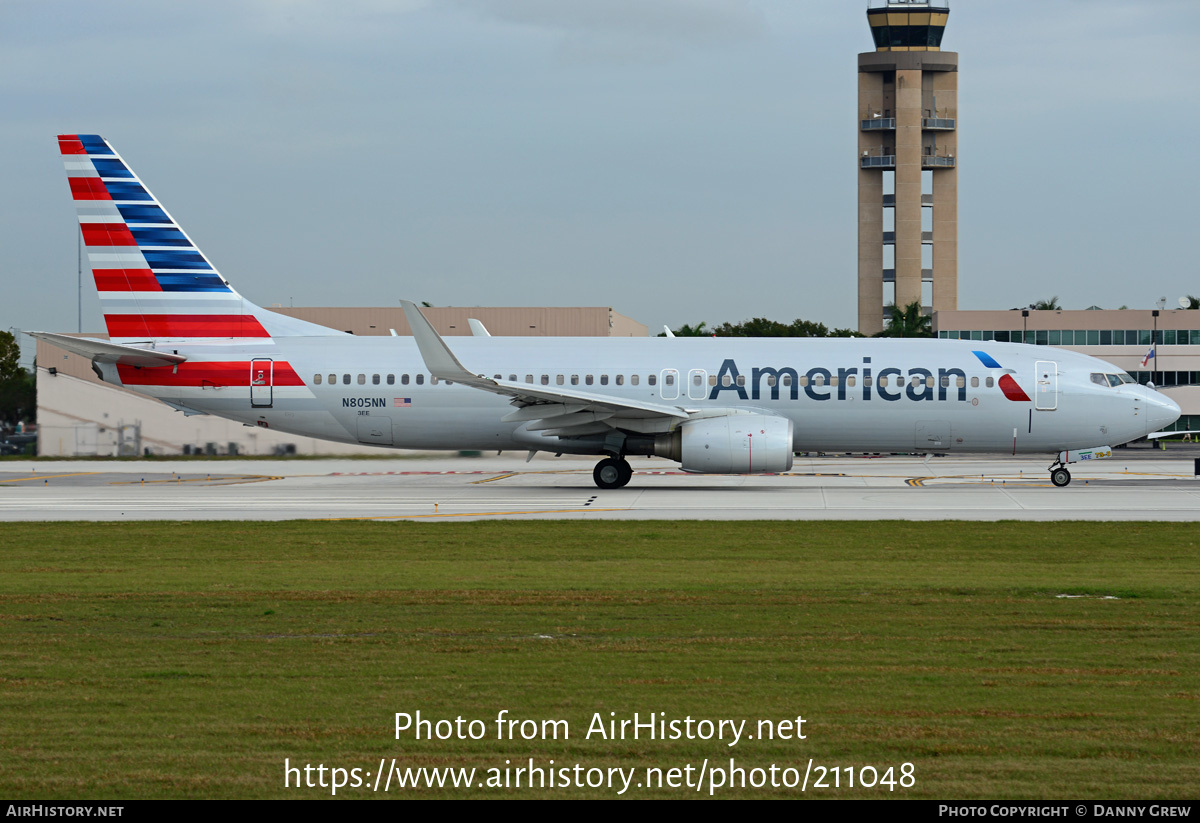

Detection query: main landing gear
xmin=593 ymin=457 xmax=633 ymax=490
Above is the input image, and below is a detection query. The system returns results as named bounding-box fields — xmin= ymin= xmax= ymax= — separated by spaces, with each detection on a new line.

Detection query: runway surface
xmin=2 ymin=447 xmax=1198 ymax=521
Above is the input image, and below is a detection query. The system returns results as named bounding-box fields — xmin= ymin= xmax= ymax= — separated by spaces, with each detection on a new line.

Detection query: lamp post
xmin=1152 ymin=309 xmax=1159 ymax=386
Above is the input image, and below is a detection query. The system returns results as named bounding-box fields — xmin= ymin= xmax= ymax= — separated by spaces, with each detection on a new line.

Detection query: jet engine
xmin=648 ymin=414 xmax=794 ymax=474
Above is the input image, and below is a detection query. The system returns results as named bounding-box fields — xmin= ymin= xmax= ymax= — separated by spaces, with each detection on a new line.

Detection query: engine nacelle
xmin=651 ymin=414 xmax=794 ymax=474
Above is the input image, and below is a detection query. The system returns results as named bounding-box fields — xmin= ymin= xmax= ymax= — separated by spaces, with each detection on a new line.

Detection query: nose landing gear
xmin=1050 ymin=466 xmax=1071 ymax=487
xmin=593 ymin=457 xmax=633 ymax=489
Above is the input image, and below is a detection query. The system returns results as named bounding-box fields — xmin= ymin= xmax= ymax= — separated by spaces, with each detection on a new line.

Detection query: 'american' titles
xmin=710 ymin=357 xmax=970 ymax=403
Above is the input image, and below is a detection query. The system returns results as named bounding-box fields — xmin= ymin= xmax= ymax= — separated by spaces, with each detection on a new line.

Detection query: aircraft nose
xmin=1144 ymin=391 xmax=1181 ymax=435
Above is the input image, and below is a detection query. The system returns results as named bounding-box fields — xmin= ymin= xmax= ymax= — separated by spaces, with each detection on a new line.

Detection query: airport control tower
xmin=857 ymin=0 xmax=957 ymax=335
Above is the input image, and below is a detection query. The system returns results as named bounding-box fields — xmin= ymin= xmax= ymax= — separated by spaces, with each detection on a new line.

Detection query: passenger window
xmin=431 ymin=376 xmax=439 ymax=385
xmin=782 ymin=374 xmax=793 ymax=387
xmin=631 ymin=375 xmax=639 ymax=386
xmin=910 ymin=376 xmax=920 ymax=387
xmin=313 ymin=374 xmax=322 ymax=385
xmin=416 ymin=374 xmax=425 ymax=385
xmin=526 ymin=374 xmax=534 ymax=384
xmin=509 ymin=374 xmax=517 ymax=382
xmin=970 ymin=377 xmax=979 ymax=388
xmin=861 ymin=376 xmax=871 ymax=387
xmin=847 ymin=376 xmax=857 ymax=387
xmin=940 ymin=376 xmax=950 ymax=388
xmin=600 ymin=375 xmax=609 ymax=386
xmin=616 ymin=375 xmax=624 ymax=386
xmin=372 ymin=374 xmax=380 ymax=385
xmin=586 ymin=375 xmax=594 ymax=385
xmin=985 ymin=377 xmax=994 ymax=388
xmin=798 ymin=376 xmax=809 ymax=387
xmin=736 ymin=375 xmax=746 ymax=387
xmin=925 ymin=376 xmax=934 ymax=388
xmin=708 ymin=374 xmax=716 ymax=387
xmin=721 ymin=374 xmax=732 ymax=387
xmin=815 ymin=374 xmax=826 ymax=387
xmin=830 ymin=377 xmax=840 ymax=387
xmin=878 ymin=376 xmax=887 ymax=387
xmin=401 ymin=374 xmax=410 ymax=385
xmin=648 ymin=375 xmax=657 ymax=386
xmin=343 ymin=374 xmax=351 ymax=385
xmin=766 ymin=375 xmax=777 ymax=387
xmin=956 ymin=376 xmax=966 ymax=388
xmin=328 ymin=374 xmax=336 ymax=385
xmin=540 ymin=375 xmax=549 ymax=385
xmin=387 ymin=374 xmax=395 ymax=385
xmin=556 ymin=375 xmax=564 ymax=385
xmin=571 ymin=375 xmax=579 ymax=385
xmin=692 ymin=373 xmax=702 ymax=387
xmin=357 ymin=374 xmax=366 ymax=385
xmin=664 ymin=374 xmax=674 ymax=386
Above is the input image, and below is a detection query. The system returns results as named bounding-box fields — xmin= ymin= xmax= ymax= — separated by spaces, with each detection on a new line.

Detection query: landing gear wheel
xmin=1050 ymin=468 xmax=1071 ymax=487
xmin=593 ymin=457 xmax=632 ymax=490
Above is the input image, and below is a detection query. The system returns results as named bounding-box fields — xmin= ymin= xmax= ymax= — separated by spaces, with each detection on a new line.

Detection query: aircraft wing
xmin=400 ymin=301 xmax=689 ymax=426
xmin=27 ymin=331 xmax=188 ymax=368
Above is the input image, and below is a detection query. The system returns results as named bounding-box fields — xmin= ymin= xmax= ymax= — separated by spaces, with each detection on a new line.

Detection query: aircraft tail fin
xmin=58 ymin=134 xmax=337 ymax=342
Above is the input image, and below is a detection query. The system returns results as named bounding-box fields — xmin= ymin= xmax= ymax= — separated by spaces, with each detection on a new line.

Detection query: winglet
xmin=399 ymin=300 xmax=482 ymax=384
xmin=468 ymin=318 xmax=491 ymax=337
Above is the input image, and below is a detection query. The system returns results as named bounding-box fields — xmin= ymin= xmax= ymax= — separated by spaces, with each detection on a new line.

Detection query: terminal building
xmin=34 ymin=307 xmax=646 ymax=457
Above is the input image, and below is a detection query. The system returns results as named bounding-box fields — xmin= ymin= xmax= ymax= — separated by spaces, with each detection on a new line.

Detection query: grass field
xmin=0 ymin=521 xmax=1196 ymax=799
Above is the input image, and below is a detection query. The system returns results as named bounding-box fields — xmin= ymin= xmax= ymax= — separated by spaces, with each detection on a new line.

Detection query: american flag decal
xmin=394 ymin=398 xmax=412 ymax=407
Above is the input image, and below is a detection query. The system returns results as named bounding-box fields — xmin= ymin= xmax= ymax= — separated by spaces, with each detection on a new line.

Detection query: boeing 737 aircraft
xmin=32 ymin=134 xmax=1181 ymax=488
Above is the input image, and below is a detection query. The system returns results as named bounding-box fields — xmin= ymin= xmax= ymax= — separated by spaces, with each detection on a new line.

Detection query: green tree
xmin=874 ymin=301 xmax=932 ymax=338
xmin=661 ymin=317 xmax=865 ymax=339
xmin=0 ymin=332 xmax=36 ymax=428
xmin=1030 ymin=296 xmax=1062 ymax=310
xmin=1185 ymin=295 xmax=1200 ymax=310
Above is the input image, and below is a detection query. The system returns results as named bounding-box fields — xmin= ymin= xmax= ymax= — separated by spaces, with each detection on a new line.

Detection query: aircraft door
xmin=688 ymin=369 xmax=708 ymax=400
xmin=660 ymin=369 xmax=679 ymax=400
xmin=1035 ymin=360 xmax=1058 ymax=410
xmin=250 ymin=358 xmax=273 ymax=408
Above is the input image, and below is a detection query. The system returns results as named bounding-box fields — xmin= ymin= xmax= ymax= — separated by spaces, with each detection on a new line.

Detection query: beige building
xmin=935 ymin=309 xmax=1200 ymax=433
xmin=858 ymin=0 xmax=957 ymax=335
xmin=34 ymin=306 xmax=647 ymax=457
xmin=271 ymin=306 xmax=646 ymax=338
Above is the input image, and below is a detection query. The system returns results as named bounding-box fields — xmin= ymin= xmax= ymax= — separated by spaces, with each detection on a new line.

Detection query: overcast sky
xmin=3 ymin=0 xmax=1198 ymax=363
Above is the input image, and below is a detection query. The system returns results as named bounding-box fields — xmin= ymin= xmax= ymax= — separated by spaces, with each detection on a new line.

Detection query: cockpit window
xmin=1092 ymin=372 xmax=1134 ymax=387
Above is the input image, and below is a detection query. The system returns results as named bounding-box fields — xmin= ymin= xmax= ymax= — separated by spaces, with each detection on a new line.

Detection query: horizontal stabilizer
xmin=28 ymin=330 xmax=188 ymax=368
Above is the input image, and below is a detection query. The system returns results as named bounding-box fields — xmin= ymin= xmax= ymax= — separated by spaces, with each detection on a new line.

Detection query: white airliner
xmin=33 ymin=135 xmax=1181 ymax=489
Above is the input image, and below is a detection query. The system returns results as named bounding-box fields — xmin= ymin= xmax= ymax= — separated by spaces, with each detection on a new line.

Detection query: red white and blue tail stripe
xmin=58 ymin=134 xmax=330 ymax=342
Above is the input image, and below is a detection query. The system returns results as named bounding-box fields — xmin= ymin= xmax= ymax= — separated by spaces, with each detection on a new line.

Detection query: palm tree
xmin=1030 ymin=297 xmax=1062 ymax=310
xmin=874 ymin=300 xmax=932 ymax=338
xmin=1185 ymin=295 xmax=1200 ymax=310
